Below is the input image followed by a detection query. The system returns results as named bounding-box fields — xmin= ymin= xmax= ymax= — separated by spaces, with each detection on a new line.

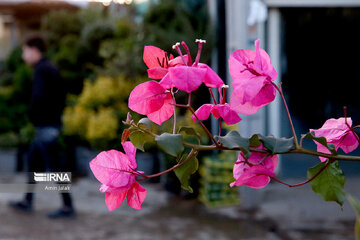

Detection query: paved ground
xmin=0 ymin=174 xmax=359 ymax=240
xmin=0 ymin=147 xmax=359 ymax=240
xmin=254 ymin=178 xmax=360 ymax=240
xmin=0 ymin=174 xmax=280 ymax=240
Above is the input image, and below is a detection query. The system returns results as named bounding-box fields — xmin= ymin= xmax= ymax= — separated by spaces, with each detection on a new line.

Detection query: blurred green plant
xmin=142 ymin=0 xmax=214 ymax=63
xmin=42 ymin=1 xmax=213 ymax=151
xmin=63 ymin=76 xmax=138 ymax=150
xmin=0 ymin=48 xmax=32 ymax=147
xmin=41 ymin=3 xmax=143 ymax=95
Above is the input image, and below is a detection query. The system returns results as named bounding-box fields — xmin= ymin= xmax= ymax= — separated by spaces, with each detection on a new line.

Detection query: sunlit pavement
xmin=0 ymin=173 xmax=358 ymax=240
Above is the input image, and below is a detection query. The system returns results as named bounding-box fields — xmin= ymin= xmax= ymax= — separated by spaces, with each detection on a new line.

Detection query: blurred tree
xmin=142 ymin=0 xmax=214 ymax=63
xmin=96 ymin=16 xmax=145 ymax=78
xmin=0 ymin=48 xmax=32 ymax=138
xmin=42 ymin=1 xmax=214 ymax=150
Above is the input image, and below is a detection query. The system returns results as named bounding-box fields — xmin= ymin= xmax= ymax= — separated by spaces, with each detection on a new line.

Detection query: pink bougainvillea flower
xmin=230 ymin=144 xmax=278 ymax=189
xmin=128 ymin=80 xmax=174 ymax=125
xmin=89 ymin=141 xmax=147 ymax=211
xmin=143 ymin=46 xmax=187 ymax=79
xmin=310 ymin=117 xmax=359 ymax=162
xmin=159 ymin=40 xmax=224 ymax=93
xmin=191 ymin=103 xmax=241 ymax=125
xmin=229 ymin=39 xmax=277 ymax=115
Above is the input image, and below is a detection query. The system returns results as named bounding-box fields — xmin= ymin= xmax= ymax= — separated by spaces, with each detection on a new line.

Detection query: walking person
xmin=9 ymin=37 xmax=75 ymax=218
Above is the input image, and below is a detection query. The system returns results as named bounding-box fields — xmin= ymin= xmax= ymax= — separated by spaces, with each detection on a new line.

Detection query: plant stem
xmin=271 ymin=160 xmax=330 ymax=187
xmin=182 ymin=141 xmax=360 ymax=161
xmin=171 ymin=88 xmax=177 ymax=134
xmin=219 ymin=118 xmax=222 ymax=137
xmin=138 ymin=149 xmax=198 ymax=180
xmin=131 ymin=123 xmax=360 ymax=162
xmin=129 ymin=122 xmax=360 ymax=187
xmin=208 ymin=88 xmax=217 ymax=104
xmin=271 ymin=82 xmax=299 ymax=148
xmin=174 ymin=104 xmax=219 ymax=147
xmin=344 ymin=106 xmax=360 ymax=144
xmin=188 ymin=105 xmax=219 ymax=147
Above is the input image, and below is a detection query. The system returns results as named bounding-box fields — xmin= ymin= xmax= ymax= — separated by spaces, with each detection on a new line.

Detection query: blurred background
xmin=0 ymin=0 xmax=360 ymax=239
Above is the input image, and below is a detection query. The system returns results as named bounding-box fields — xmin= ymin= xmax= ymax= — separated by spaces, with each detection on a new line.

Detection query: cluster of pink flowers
xmin=129 ymin=40 xmax=228 ymax=125
xmin=89 ymin=142 xmax=146 ymax=211
xmin=311 ymin=117 xmax=359 ymax=162
xmin=229 ymin=39 xmax=277 ymax=115
xmin=231 ymin=144 xmax=278 ymax=189
xmin=89 ymin=39 xmax=360 ymax=211
xmin=228 ymin=40 xmax=279 ymax=188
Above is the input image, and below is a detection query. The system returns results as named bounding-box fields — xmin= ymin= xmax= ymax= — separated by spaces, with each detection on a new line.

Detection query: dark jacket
xmin=29 ymin=58 xmax=65 ymax=127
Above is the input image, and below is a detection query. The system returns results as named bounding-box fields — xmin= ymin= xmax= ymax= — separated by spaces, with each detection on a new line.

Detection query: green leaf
xmin=155 ymin=133 xmax=184 ymax=157
xmin=174 ymin=154 xmax=199 ymax=193
xmin=258 ymin=135 xmax=295 ymax=154
xmin=138 ymin=117 xmax=153 ymax=131
xmin=178 ymin=126 xmax=201 ymax=144
xmin=349 ymin=195 xmax=360 ymax=216
xmin=301 ymin=131 xmax=337 ymax=155
xmin=249 ymin=134 xmax=261 ymax=148
xmin=308 ymin=161 xmax=346 ymax=206
xmin=216 ymin=131 xmax=249 ymax=155
xmin=129 ymin=130 xmax=154 ymax=152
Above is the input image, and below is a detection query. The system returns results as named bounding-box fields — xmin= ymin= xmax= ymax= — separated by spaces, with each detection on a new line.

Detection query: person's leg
xmin=25 ymin=130 xmax=47 ymax=205
xmin=8 ymin=134 xmax=41 ymax=212
xmin=62 ymin=193 xmax=73 ymax=209
xmin=24 ymin=141 xmax=38 ymax=206
xmin=41 ymin=127 xmax=76 ymax=218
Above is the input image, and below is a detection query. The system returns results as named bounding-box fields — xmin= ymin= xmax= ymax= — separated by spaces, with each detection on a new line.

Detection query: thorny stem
xmin=137 ymin=149 xmax=198 ymax=180
xmin=271 ymin=82 xmax=299 ymax=148
xmin=344 ymin=106 xmax=360 ymax=144
xmin=171 ymin=88 xmax=177 ymax=134
xmin=271 ymin=160 xmax=331 ymax=187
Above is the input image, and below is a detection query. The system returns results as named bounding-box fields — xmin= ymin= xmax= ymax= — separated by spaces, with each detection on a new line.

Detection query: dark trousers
xmin=25 ymin=126 xmax=73 ymax=208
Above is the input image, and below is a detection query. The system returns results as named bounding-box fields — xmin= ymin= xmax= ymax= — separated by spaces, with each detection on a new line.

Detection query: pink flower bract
xmin=230 ymin=145 xmax=278 ymax=189
xmin=159 ymin=63 xmax=224 ymax=93
xmin=89 ymin=141 xmax=147 ymax=211
xmin=192 ymin=103 xmax=241 ymax=125
xmin=229 ymin=39 xmax=277 ymax=115
xmin=310 ymin=117 xmax=359 ymax=162
xmin=128 ymin=80 xmax=174 ymax=125
xmin=143 ymin=46 xmax=186 ymax=79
